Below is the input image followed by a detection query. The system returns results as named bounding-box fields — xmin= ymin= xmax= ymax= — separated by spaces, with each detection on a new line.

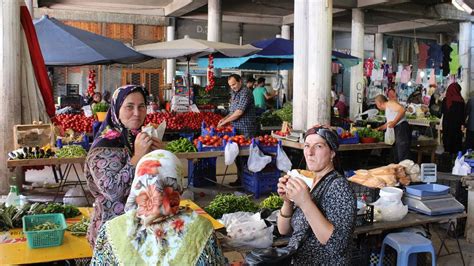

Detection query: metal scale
xmin=402 ymin=164 xmax=465 ymax=216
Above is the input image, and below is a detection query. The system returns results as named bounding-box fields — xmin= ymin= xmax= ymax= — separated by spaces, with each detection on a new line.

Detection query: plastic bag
xmin=276 ymin=144 xmax=292 ymax=172
xmin=220 ymin=212 xmax=273 ymax=249
xmin=248 ymin=143 xmax=271 ymax=172
xmin=224 ymin=141 xmax=239 ymax=166
xmin=384 ymin=127 xmax=395 ymax=145
xmin=452 ymin=152 xmax=471 ymax=176
xmin=63 ymin=187 xmax=89 ymax=207
xmin=142 ymin=121 xmax=166 ymax=141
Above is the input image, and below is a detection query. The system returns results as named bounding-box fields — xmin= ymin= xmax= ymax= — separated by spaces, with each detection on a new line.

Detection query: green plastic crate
xmin=22 ymin=213 xmax=67 ymax=249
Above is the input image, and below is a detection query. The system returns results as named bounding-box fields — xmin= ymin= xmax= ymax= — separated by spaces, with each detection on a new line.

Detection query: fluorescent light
xmin=420 ymin=71 xmax=425 ymax=78
xmin=452 ymin=0 xmax=472 ymax=13
xmin=408 ymin=81 xmax=413 ymax=86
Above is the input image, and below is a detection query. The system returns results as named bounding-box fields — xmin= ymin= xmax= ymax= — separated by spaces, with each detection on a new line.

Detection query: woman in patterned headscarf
xmin=275 ymin=125 xmax=356 ymax=265
xmin=85 ymin=85 xmax=162 ymax=246
xmin=91 ymin=150 xmax=226 ymax=265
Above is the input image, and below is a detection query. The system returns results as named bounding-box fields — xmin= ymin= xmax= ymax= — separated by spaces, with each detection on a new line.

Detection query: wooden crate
xmin=13 ymin=124 xmax=55 ymax=149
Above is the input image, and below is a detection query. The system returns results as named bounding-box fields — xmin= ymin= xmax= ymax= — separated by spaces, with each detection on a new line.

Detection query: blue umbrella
xmin=34 ymin=15 xmax=150 ymax=66
xmin=197 ymin=38 xmax=361 ymax=70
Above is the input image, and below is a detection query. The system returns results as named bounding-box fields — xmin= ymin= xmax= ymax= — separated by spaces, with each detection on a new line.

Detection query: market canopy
xmin=197 ymin=38 xmax=361 ymax=70
xmin=134 ymin=37 xmax=260 ymax=60
xmin=34 ymin=15 xmax=151 ymax=66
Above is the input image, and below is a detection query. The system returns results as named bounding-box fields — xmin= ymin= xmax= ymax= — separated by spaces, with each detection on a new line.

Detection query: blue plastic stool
xmin=378 ymin=232 xmax=436 ymax=266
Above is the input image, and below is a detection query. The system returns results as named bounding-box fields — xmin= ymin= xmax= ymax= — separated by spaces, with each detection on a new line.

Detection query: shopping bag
xmin=384 ymin=127 xmax=395 ymax=145
xmin=248 ymin=143 xmax=271 ymax=172
xmin=224 ymin=141 xmax=239 ymax=166
xmin=276 ymin=144 xmax=292 ymax=172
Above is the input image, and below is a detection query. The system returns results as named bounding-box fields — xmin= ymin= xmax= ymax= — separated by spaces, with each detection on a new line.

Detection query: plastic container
xmin=405 ymin=184 xmax=450 ymax=197
xmin=196 ymin=139 xmax=226 ymax=152
xmin=253 ymin=138 xmax=278 ymax=153
xmin=187 ymin=158 xmax=217 ymax=187
xmin=242 ymin=164 xmax=281 ymax=199
xmin=23 ymin=213 xmax=67 ymax=249
xmin=355 ymin=205 xmax=374 ymax=227
xmin=336 ymin=128 xmax=360 ymax=144
xmin=201 ymin=122 xmax=236 ymax=138
xmin=360 ymin=137 xmax=377 ymax=143
xmin=379 ymin=187 xmax=403 ymax=202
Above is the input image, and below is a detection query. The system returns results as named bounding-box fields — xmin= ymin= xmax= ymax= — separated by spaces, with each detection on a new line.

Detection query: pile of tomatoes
xmin=223 ymin=135 xmax=251 ymax=146
xmin=53 ymin=113 xmax=94 ymax=133
xmin=274 ymin=130 xmax=288 ymax=137
xmin=339 ymin=130 xmax=355 ymax=139
xmin=257 ymin=135 xmax=279 ymax=146
xmin=203 ymin=125 xmax=234 ymax=134
xmin=145 ymin=112 xmax=223 ymax=131
xmin=194 ymin=135 xmax=223 ymax=147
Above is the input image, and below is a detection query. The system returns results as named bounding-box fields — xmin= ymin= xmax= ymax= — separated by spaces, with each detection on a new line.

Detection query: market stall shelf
xmin=281 ymin=139 xmax=392 ymax=151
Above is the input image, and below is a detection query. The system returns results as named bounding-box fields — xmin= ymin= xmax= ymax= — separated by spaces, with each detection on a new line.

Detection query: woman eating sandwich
xmin=276 ymin=125 xmax=357 ymax=265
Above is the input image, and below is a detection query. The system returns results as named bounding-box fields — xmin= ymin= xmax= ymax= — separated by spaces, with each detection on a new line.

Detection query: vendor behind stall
xmin=85 ymin=85 xmax=162 ymax=247
xmin=375 ymin=94 xmax=411 ymax=163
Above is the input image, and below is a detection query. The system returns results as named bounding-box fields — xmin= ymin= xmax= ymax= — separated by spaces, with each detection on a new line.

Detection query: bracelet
xmin=279 ymin=209 xmax=292 ymax=218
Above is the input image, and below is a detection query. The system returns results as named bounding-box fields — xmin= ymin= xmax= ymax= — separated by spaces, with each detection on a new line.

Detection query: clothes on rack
xmin=442 ymin=44 xmax=453 ymax=77
xmin=449 ymin=43 xmax=460 ymax=76
xmin=428 ymin=43 xmax=443 ymax=75
xmin=418 ymin=42 xmax=430 ymax=69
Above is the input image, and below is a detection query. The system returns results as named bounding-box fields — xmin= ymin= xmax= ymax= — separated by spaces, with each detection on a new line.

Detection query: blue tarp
xmin=197 ymin=38 xmax=361 ymax=70
xmin=34 ymin=15 xmax=150 ymax=66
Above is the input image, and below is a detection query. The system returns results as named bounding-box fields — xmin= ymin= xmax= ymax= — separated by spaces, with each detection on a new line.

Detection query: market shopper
xmin=91 ymin=150 xmax=226 ymax=265
xmin=465 ymin=95 xmax=474 ymax=151
xmin=253 ymin=77 xmax=277 ymax=115
xmin=218 ymin=74 xmax=256 ymax=186
xmin=246 ymin=77 xmax=256 ymax=90
xmin=375 ymin=95 xmax=411 ymax=163
xmin=85 ymin=85 xmax=162 ymax=246
xmin=276 ymin=126 xmax=356 ymax=265
xmin=441 ymin=82 xmax=465 ymax=154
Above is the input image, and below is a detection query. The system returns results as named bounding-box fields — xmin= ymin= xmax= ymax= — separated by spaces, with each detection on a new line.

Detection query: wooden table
xmin=0 ymin=200 xmax=223 ymax=265
xmin=410 ymin=139 xmax=438 ymax=164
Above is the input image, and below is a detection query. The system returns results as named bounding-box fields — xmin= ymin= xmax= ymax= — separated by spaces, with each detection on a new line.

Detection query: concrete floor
xmin=14 ymin=158 xmax=474 ymax=265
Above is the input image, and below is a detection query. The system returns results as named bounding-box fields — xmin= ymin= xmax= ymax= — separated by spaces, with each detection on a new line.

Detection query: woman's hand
xmin=285 ymin=177 xmax=311 ymax=208
xmin=134 ymin=132 xmax=152 ymax=156
xmin=277 ymin=175 xmax=291 ymax=202
xmin=150 ymin=136 xmax=163 ymax=150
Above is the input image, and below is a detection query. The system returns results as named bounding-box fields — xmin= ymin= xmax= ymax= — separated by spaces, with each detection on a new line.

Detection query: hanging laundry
xmin=400 ymin=65 xmax=411 ymax=83
xmin=449 ymin=43 xmax=460 ymax=75
xmin=441 ymin=44 xmax=453 ymax=76
xmin=418 ymin=42 xmax=429 ymax=69
xmin=364 ymin=58 xmax=374 ymax=77
xmin=428 ymin=43 xmax=443 ymax=75
xmin=332 ymin=62 xmax=341 ymax=74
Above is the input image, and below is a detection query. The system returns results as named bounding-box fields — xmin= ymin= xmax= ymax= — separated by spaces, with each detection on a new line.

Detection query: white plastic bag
xmin=63 ymin=187 xmax=89 ymax=207
xmin=276 ymin=144 xmax=292 ymax=172
xmin=220 ymin=212 xmax=273 ymax=249
xmin=224 ymin=141 xmax=239 ymax=166
xmin=384 ymin=127 xmax=395 ymax=145
xmin=247 ymin=143 xmax=271 ymax=172
xmin=452 ymin=153 xmax=471 ymax=176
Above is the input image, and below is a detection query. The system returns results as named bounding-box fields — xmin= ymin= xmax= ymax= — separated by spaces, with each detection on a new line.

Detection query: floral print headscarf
xmin=90 ymin=85 xmax=148 ymax=155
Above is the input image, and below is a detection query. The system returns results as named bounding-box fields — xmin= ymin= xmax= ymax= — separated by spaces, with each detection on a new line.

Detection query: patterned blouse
xmin=85 ymin=147 xmax=135 ymax=246
xmin=229 ymin=87 xmax=256 ymax=138
xmin=286 ymin=170 xmax=357 ymax=265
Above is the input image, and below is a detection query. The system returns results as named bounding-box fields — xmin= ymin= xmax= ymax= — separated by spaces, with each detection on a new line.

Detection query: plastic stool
xmin=378 ymin=232 xmax=436 ymax=266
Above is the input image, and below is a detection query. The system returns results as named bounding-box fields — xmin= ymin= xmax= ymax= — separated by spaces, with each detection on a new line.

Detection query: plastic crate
xmin=349 ymin=181 xmax=380 ymax=203
xmin=22 ymin=213 xmax=67 ymax=249
xmin=253 ymin=138 xmax=278 ymax=153
xmin=196 ymin=139 xmax=226 ymax=152
xmin=242 ymin=163 xmax=281 ymax=199
xmin=187 ymin=158 xmax=217 ymax=187
xmin=201 ymin=122 xmax=236 ymax=138
xmin=355 ymin=205 xmax=374 ymax=227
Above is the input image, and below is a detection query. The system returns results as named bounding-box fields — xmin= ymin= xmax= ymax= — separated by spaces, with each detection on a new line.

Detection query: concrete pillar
xmin=25 ymin=0 xmax=33 ymax=16
xmin=292 ymin=0 xmax=308 ymax=130
xmin=0 ymin=0 xmax=22 ymax=193
xmin=166 ymin=18 xmax=176 ymax=84
xmin=375 ymin=33 xmax=383 ymax=61
xmin=207 ymin=0 xmax=221 ymax=42
xmin=349 ymin=8 xmax=365 ymax=119
xmin=281 ymin=25 xmax=291 ymax=108
xmin=306 ymin=0 xmax=333 ymax=126
xmin=459 ymin=22 xmax=471 ymax=100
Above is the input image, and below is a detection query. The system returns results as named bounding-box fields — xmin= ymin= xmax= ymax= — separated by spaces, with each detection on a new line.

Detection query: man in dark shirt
xmin=218 ymin=74 xmax=256 ymax=186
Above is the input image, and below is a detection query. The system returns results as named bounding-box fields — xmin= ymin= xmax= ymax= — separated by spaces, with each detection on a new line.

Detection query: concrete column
xmin=280 ymin=25 xmax=291 ymax=108
xmin=207 ymin=0 xmax=221 ymax=42
xmin=349 ymin=8 xmax=365 ymax=119
xmin=459 ymin=22 xmax=471 ymax=100
xmin=166 ymin=18 xmax=176 ymax=84
xmin=292 ymin=0 xmax=308 ymax=130
xmin=375 ymin=33 xmax=383 ymax=61
xmin=25 ymin=0 xmax=33 ymax=16
xmin=306 ymin=0 xmax=333 ymax=126
xmin=0 ymin=0 xmax=22 ymax=193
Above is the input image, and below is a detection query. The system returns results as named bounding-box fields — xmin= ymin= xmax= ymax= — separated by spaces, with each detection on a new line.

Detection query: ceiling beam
xmin=34 ymin=7 xmax=170 ymax=25
xmin=40 ymin=3 xmax=165 ymax=16
xmin=334 ymin=0 xmax=357 ymax=9
xmin=164 ymin=0 xmax=207 ymax=17
xmin=378 ymin=19 xmax=452 ymax=33
xmin=373 ymin=3 xmax=471 ymax=21
xmin=386 ymin=32 xmax=439 ymax=40
xmin=282 ymin=8 xmax=347 ymax=25
xmin=357 ymin=0 xmax=410 ymax=8
xmin=181 ymin=13 xmax=283 ymax=26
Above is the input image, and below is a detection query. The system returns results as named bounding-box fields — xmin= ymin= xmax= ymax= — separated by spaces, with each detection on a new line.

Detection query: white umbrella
xmin=135 ymin=37 xmax=260 ymax=106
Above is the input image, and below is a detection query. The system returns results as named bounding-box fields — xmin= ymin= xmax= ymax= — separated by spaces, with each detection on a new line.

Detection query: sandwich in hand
xmin=142 ymin=121 xmax=166 ymax=140
xmin=287 ymin=169 xmax=316 ymax=188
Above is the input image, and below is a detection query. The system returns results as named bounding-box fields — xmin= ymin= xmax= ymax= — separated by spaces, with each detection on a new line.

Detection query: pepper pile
xmin=67 ymin=217 xmax=90 ymax=236
xmin=166 ymin=138 xmax=197 ymax=153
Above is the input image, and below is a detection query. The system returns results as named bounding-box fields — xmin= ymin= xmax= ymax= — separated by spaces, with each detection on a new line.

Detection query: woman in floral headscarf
xmin=85 ymin=85 xmax=162 ymax=246
xmin=91 ymin=150 xmax=226 ymax=265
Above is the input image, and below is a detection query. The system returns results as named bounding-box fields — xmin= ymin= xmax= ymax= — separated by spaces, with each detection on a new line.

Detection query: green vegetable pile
xmin=32 ymin=221 xmax=59 ymax=231
xmin=274 ymin=103 xmax=293 ymax=123
xmin=55 ymin=145 xmax=87 ymax=158
xmin=0 ymin=203 xmax=81 ymax=231
xmin=357 ymin=127 xmax=384 ymax=142
xmin=166 ymin=138 xmax=197 ymax=153
xmin=92 ymin=102 xmax=110 ymax=114
xmin=204 ymin=194 xmax=258 ymax=219
xmin=260 ymin=111 xmax=282 ymax=127
xmin=259 ymin=194 xmax=283 ymax=210
xmin=67 ymin=217 xmax=90 ymax=236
